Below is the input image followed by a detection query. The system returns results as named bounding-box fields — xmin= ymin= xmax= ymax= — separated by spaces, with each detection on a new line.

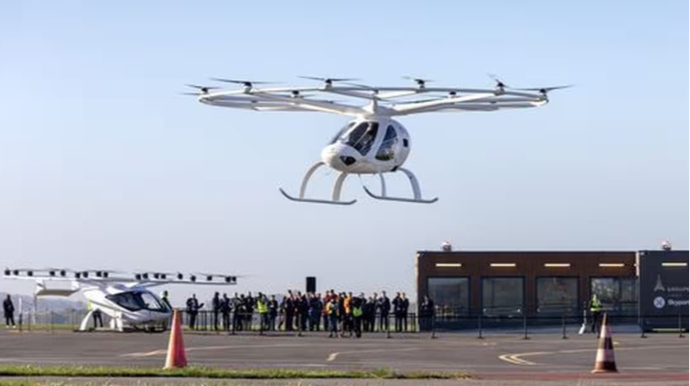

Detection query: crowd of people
xmin=183 ymin=290 xmax=434 ymax=337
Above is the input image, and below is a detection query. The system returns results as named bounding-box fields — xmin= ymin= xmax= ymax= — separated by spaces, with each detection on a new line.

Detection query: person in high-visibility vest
xmin=343 ymin=292 xmax=353 ymax=337
xmin=87 ymin=300 xmax=103 ymax=329
xmin=351 ymin=293 xmax=365 ymax=338
xmin=589 ymin=294 xmax=603 ymax=336
xmin=256 ymin=293 xmax=269 ymax=331
xmin=326 ymin=296 xmax=340 ymax=338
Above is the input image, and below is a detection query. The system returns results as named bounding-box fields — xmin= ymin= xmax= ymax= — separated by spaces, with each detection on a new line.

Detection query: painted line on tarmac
xmin=326 ymin=347 xmax=421 ymax=362
xmin=498 ymin=344 xmax=686 ymax=367
xmin=122 ymin=343 xmax=316 ymax=358
xmin=498 ymin=352 xmax=544 ymax=366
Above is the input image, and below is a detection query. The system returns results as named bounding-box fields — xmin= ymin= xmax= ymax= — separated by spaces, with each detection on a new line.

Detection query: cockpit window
xmin=341 ymin=121 xmax=379 ymax=155
xmin=107 ymin=291 xmax=166 ymax=312
xmin=330 ymin=121 xmax=356 ymax=144
xmin=139 ymin=292 xmax=165 ymax=311
xmin=376 ymin=125 xmax=398 ymax=161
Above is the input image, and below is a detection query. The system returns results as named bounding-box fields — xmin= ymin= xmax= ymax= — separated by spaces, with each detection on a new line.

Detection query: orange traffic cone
xmin=164 ymin=310 xmax=187 ymax=369
xmin=592 ymin=313 xmax=617 ymax=373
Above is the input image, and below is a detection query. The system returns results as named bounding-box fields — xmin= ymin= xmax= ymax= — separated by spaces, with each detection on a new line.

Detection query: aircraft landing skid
xmin=279 ymin=161 xmax=357 ymax=206
xmin=363 ymin=169 xmax=438 ymax=204
xmin=280 ymin=162 xmax=438 ymax=205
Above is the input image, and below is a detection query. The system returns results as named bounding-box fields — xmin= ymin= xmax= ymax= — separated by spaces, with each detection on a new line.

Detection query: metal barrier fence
xmin=3 ymin=310 xmax=687 ymax=339
xmin=430 ymin=313 xmax=688 ymax=340
xmin=2 ymin=310 xmax=89 ymax=332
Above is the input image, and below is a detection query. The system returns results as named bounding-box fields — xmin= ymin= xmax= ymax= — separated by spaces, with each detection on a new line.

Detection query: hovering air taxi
xmin=3 ymin=268 xmax=237 ymax=332
xmin=185 ymin=75 xmax=570 ymax=205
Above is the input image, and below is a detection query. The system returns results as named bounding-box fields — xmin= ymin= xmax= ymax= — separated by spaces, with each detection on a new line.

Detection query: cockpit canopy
xmin=331 ymin=120 xmax=404 ymax=161
xmin=106 ymin=290 xmax=167 ymax=312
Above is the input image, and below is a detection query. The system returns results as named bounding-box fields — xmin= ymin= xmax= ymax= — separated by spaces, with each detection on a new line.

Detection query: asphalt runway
xmin=0 ymin=329 xmax=687 ymax=383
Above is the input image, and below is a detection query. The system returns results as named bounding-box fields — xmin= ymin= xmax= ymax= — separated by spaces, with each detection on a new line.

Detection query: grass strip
xmin=0 ymin=365 xmax=470 ymax=380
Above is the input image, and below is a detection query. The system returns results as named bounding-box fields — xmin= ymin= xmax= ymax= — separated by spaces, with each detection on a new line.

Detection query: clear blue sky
xmin=0 ymin=1 xmax=687 ymax=303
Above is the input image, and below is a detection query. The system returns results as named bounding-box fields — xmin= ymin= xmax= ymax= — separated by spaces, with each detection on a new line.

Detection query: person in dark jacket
xmin=298 ymin=293 xmax=309 ymax=331
xmin=401 ymin=292 xmax=410 ymax=332
xmin=3 ymin=295 xmax=15 ymax=328
xmin=377 ymin=291 xmax=391 ymax=331
xmin=362 ymin=296 xmax=374 ymax=332
xmin=283 ymin=293 xmax=295 ymax=331
xmin=338 ymin=293 xmax=347 ymax=336
xmin=160 ymin=290 xmax=173 ymax=311
xmin=221 ymin=293 xmax=231 ymax=331
xmin=232 ymin=292 xmax=244 ymax=331
xmin=212 ymin=292 xmax=221 ymax=331
xmin=419 ymin=295 xmax=435 ymax=331
xmin=308 ymin=293 xmax=323 ymax=331
xmin=268 ymin=294 xmax=278 ymax=331
xmin=392 ymin=292 xmax=403 ymax=332
xmin=185 ymin=294 xmax=201 ymax=330
xmin=233 ymin=293 xmax=245 ymax=331
xmin=245 ymin=292 xmax=255 ymax=330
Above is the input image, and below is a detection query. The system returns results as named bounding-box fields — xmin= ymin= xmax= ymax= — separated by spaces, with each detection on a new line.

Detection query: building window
xmin=537 ymin=277 xmax=578 ymax=315
xmin=482 ymin=277 xmax=524 ymax=317
xmin=427 ymin=277 xmax=470 ymax=316
xmin=590 ymin=277 xmax=638 ymax=315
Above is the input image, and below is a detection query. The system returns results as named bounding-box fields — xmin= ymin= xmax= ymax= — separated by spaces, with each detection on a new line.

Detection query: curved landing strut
xmin=279 ymin=161 xmax=357 ymax=205
xmin=362 ymin=168 xmax=438 ymax=204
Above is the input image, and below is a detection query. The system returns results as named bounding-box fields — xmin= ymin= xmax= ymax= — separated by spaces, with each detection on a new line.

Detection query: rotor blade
xmin=513 ymin=85 xmax=574 ymax=92
xmin=210 ymin=78 xmax=274 ymax=85
xmin=402 ymin=76 xmax=433 ymax=83
xmin=298 ymin=76 xmax=360 ymax=83
xmin=186 ymin=84 xmax=220 ymax=90
xmin=340 ymin=82 xmax=376 ymax=89
xmin=180 ymin=92 xmax=203 ymax=96
xmin=487 ymin=73 xmax=508 ymax=88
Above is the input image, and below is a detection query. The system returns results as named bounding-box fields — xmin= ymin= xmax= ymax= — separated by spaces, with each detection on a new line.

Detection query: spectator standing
xmin=362 ymin=296 xmax=376 ymax=332
xmin=419 ymin=295 xmax=435 ymax=331
xmin=186 ymin=294 xmax=201 ymax=330
xmin=322 ymin=290 xmax=333 ymax=331
xmin=392 ymin=292 xmax=403 ymax=332
xmin=268 ymin=294 xmax=278 ymax=331
xmin=212 ymin=292 xmax=221 ymax=331
xmin=283 ymin=293 xmax=295 ymax=331
xmin=234 ymin=293 xmax=245 ymax=331
xmin=298 ymin=293 xmax=309 ymax=331
xmin=245 ymin=292 xmax=255 ymax=330
xmin=257 ymin=293 xmax=269 ymax=331
xmin=352 ymin=293 xmax=365 ymax=338
xmin=378 ymin=291 xmax=391 ymax=332
xmin=2 ymin=295 xmax=14 ymax=328
xmin=401 ymin=292 xmax=410 ymax=332
xmin=326 ymin=296 xmax=339 ymax=338
xmin=343 ymin=292 xmax=354 ymax=337
xmin=337 ymin=293 xmax=346 ymax=336
xmin=309 ymin=293 xmax=323 ymax=331
xmin=221 ymin=293 xmax=231 ymax=331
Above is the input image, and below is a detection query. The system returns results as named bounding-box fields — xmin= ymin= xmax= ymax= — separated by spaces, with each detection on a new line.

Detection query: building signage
xmin=638 ymin=250 xmax=689 ymax=331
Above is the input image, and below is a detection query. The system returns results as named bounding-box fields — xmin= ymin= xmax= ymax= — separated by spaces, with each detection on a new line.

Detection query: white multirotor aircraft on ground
xmin=3 ymin=268 xmax=238 ymax=332
xmin=185 ymin=76 xmax=569 ymax=205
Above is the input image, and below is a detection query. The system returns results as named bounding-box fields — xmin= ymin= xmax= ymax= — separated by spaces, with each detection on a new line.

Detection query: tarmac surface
xmin=0 ymin=328 xmax=687 ymax=385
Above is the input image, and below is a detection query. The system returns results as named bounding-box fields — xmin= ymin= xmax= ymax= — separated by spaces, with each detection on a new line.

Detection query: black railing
xmin=4 ymin=309 xmax=687 ymax=338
